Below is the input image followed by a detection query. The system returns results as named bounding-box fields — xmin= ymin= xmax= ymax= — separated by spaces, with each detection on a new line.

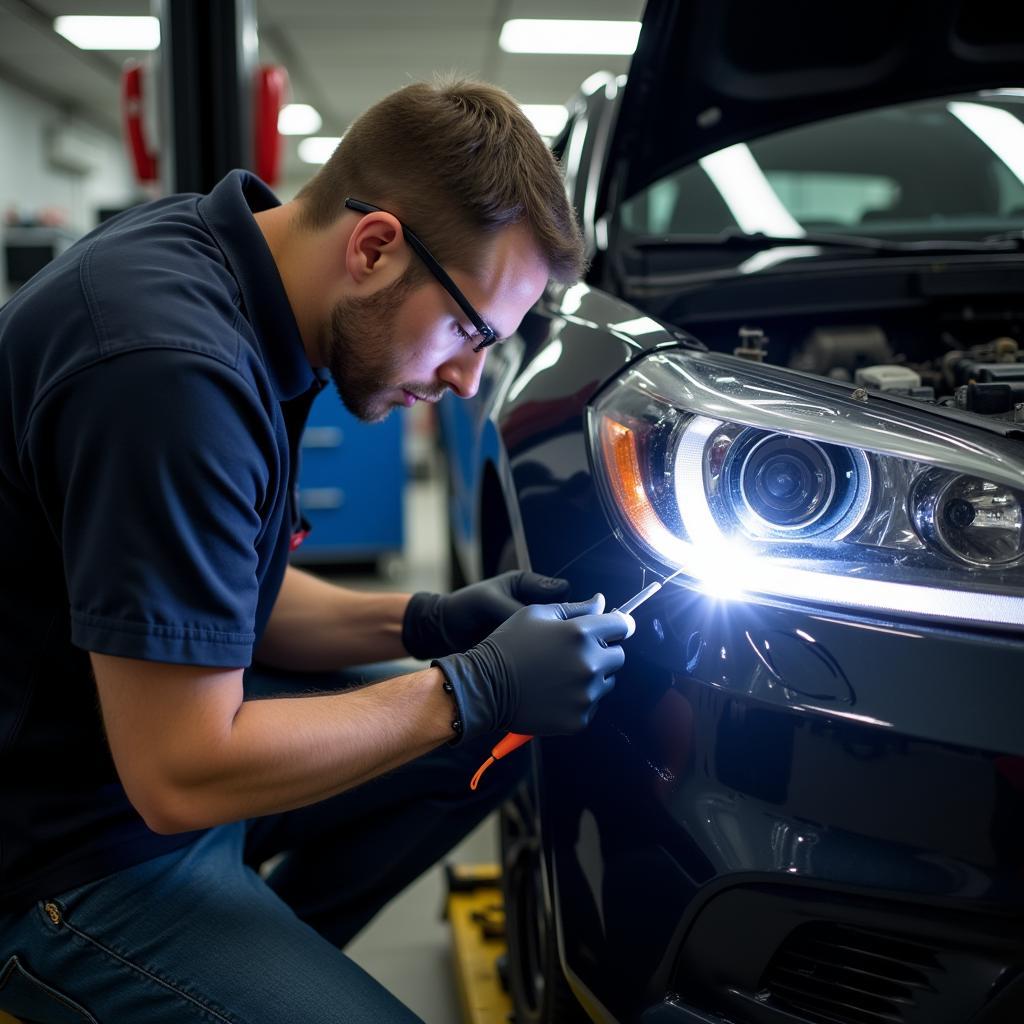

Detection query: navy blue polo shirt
xmin=0 ymin=171 xmax=324 ymax=910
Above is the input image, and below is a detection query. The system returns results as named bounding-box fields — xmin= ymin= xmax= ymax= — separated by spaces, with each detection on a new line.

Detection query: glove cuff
xmin=401 ymin=591 xmax=447 ymax=660
xmin=432 ymin=642 xmax=509 ymax=745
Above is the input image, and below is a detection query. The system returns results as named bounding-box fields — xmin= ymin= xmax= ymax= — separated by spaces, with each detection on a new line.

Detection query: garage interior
xmin=0 ymin=2 xmax=640 ymax=1022
xmin=3 ymin=2 xmax=1024 ymax=1024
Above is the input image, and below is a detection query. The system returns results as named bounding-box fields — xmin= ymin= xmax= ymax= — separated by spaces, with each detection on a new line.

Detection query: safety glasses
xmin=344 ymin=197 xmax=498 ymax=352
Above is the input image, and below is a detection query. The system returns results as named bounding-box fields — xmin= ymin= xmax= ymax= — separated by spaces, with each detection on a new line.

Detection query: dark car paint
xmin=441 ymin=271 xmax=1024 ymax=1020
xmin=440 ymin=4 xmax=1024 ymax=1017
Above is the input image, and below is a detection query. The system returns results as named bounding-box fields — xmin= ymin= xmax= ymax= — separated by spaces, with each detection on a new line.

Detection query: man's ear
xmin=345 ymin=211 xmax=407 ymax=284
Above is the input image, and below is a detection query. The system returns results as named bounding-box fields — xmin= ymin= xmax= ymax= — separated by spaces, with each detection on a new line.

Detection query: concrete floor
xmin=345 ymin=817 xmax=497 ymax=1023
xmin=325 ymin=447 xmax=498 ymax=1023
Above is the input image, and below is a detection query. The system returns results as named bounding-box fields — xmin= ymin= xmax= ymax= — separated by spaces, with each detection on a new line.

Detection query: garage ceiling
xmin=0 ymin=0 xmax=642 ymax=186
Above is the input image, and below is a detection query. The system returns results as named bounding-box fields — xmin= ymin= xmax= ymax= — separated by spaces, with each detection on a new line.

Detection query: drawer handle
xmin=301 ymin=426 xmax=344 ymax=448
xmin=300 ymin=488 xmax=345 ymax=510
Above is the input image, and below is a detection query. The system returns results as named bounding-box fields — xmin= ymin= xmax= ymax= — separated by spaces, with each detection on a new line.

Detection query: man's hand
xmin=402 ymin=570 xmax=570 ymax=659
xmin=432 ymin=594 xmax=634 ymax=742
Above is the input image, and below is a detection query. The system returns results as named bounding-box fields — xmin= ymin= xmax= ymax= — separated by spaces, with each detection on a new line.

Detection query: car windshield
xmin=617 ymin=91 xmax=1024 ymax=243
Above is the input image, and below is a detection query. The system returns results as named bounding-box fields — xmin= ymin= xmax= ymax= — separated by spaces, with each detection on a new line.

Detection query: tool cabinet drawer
xmin=292 ymin=387 xmax=404 ymax=562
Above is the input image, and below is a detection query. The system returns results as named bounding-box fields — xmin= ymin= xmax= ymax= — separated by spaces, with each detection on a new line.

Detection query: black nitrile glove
xmin=432 ymin=594 xmax=634 ymax=744
xmin=402 ymin=570 xmax=570 ymax=659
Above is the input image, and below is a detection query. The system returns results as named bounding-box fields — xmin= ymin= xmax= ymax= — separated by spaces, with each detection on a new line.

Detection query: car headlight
xmin=587 ymin=349 xmax=1024 ymax=628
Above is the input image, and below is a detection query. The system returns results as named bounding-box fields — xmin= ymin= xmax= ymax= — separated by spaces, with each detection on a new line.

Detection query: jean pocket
xmin=0 ymin=956 xmax=97 ymax=1023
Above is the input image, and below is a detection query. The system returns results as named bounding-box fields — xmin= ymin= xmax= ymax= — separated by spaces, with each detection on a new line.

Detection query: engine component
xmin=954 ymin=361 xmax=1024 ymax=386
xmin=790 ymin=325 xmax=891 ymax=376
xmin=854 ymin=364 xmax=935 ymax=400
xmin=955 ymin=381 xmax=1024 ymax=421
xmin=733 ymin=325 xmax=768 ymax=362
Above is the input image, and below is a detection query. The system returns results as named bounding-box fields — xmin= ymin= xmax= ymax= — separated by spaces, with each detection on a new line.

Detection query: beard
xmin=323 ymin=274 xmax=446 ymax=422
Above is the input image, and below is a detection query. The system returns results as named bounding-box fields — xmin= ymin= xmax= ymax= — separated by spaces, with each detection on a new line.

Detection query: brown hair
xmin=295 ymin=76 xmax=585 ymax=283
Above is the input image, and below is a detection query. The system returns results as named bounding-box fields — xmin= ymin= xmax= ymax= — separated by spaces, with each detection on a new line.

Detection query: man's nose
xmin=439 ymin=345 xmax=486 ymax=399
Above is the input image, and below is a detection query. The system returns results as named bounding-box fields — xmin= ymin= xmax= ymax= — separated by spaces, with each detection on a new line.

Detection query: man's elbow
xmin=141 ymin=806 xmax=199 ymax=836
xmin=126 ymin=780 xmax=219 ymax=835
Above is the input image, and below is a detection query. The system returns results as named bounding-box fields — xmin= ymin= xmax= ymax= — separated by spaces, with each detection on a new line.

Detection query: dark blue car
xmin=440 ymin=3 xmax=1024 ymax=1021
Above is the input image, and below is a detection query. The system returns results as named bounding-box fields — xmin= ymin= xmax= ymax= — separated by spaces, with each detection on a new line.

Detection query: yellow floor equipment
xmin=445 ymin=862 xmax=514 ymax=1024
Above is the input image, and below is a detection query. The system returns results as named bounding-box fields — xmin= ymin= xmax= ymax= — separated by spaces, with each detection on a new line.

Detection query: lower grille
xmin=758 ymin=923 xmax=942 ymax=1024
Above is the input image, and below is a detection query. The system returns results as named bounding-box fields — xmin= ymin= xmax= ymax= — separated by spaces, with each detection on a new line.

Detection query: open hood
xmin=610 ymin=0 xmax=1024 ymax=200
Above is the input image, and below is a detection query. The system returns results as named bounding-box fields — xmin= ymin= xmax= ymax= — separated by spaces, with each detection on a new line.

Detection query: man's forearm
xmin=257 ymin=565 xmax=413 ymax=670
xmin=135 ymin=667 xmax=457 ymax=832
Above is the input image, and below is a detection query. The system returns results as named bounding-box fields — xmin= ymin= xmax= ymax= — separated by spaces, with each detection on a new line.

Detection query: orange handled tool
xmin=470 ymin=731 xmax=532 ymax=790
xmin=468 ymin=570 xmax=681 ymax=790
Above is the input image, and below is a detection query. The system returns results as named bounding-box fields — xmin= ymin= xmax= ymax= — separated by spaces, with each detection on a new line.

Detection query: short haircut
xmin=295 ymin=76 xmax=585 ymax=283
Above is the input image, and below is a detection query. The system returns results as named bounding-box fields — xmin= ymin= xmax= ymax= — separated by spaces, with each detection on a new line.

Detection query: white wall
xmin=0 ymin=77 xmax=137 ymax=237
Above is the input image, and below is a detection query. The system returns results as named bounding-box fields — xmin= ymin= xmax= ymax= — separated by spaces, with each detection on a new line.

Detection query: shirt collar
xmin=198 ymin=170 xmax=315 ymax=402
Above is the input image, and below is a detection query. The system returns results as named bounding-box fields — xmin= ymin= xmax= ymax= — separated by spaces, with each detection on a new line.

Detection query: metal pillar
xmin=156 ymin=0 xmax=258 ymax=195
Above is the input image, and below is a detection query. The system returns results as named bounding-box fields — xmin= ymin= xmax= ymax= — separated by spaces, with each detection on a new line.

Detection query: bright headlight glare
xmin=587 ymin=350 xmax=1024 ymax=628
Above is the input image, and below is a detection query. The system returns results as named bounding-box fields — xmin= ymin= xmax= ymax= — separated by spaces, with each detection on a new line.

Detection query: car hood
xmin=612 ymin=0 xmax=1024 ymax=199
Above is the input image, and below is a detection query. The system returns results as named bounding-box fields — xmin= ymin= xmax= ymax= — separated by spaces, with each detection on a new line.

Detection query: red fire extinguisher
xmin=121 ymin=59 xmax=159 ymax=184
xmin=122 ymin=59 xmax=289 ymax=188
xmin=254 ymin=64 xmax=289 ymax=187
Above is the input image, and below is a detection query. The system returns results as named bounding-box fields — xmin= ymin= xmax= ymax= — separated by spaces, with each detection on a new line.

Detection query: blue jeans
xmin=0 ymin=663 xmax=526 ymax=1023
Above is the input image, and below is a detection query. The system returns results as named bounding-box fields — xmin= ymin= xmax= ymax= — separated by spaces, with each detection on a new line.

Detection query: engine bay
xmin=677 ymin=308 xmax=1024 ymax=422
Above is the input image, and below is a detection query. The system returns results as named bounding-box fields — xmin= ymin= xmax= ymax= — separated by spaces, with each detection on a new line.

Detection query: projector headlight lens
xmin=732 ymin=433 xmax=860 ymax=534
xmin=912 ymin=470 xmax=1024 ymax=568
xmin=587 ymin=349 xmax=1024 ymax=628
xmin=740 ymin=435 xmax=834 ymax=529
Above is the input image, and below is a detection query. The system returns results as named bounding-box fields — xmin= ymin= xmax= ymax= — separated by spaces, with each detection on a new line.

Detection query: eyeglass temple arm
xmin=343 ymin=197 xmax=496 ymax=349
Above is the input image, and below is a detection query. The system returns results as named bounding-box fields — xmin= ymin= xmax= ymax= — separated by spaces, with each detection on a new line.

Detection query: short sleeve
xmin=25 ymin=348 xmax=278 ymax=667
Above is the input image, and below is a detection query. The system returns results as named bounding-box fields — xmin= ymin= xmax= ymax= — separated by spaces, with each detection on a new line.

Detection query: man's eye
xmin=453 ymin=322 xmax=474 ymax=342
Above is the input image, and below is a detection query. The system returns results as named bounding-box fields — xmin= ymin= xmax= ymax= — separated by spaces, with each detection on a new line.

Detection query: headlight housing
xmin=587 ymin=349 xmax=1024 ymax=628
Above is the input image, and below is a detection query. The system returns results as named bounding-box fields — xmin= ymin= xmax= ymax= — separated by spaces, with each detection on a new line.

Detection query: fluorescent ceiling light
xmin=298 ymin=136 xmax=341 ymax=165
xmin=520 ymin=104 xmax=568 ymax=137
xmin=948 ymin=100 xmax=1024 ymax=187
xmin=499 ymin=19 xmax=640 ymax=55
xmin=54 ymin=15 xmax=159 ymax=50
xmin=278 ymin=104 xmax=323 ymax=136
xmin=698 ymin=143 xmax=805 ymax=236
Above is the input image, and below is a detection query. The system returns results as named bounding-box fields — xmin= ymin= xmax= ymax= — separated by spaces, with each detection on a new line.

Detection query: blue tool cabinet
xmin=291 ymin=385 xmax=405 ymax=564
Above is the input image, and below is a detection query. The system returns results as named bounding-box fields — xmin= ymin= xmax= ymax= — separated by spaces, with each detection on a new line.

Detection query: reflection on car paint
xmin=612 ymin=724 xmax=677 ymax=784
xmin=769 ymin=819 xmax=821 ymax=875
xmin=743 ymin=628 xmax=856 ymax=705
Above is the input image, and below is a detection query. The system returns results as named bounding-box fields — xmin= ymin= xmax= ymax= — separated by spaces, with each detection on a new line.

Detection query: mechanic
xmin=0 ymin=78 xmax=633 ymax=1022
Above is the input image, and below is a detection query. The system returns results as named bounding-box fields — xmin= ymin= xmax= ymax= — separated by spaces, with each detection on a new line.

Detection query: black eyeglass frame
xmin=344 ymin=197 xmax=498 ymax=352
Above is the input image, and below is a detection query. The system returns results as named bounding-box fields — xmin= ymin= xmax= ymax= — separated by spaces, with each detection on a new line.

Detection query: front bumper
xmin=536 ymin=537 xmax=1024 ymax=1023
